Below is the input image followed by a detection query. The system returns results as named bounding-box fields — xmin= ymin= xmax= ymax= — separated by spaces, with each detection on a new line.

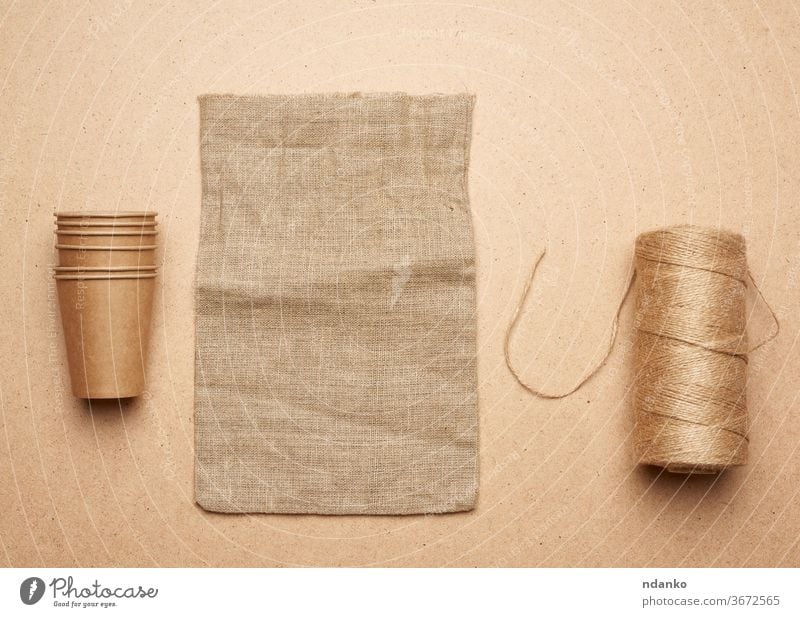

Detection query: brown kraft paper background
xmin=1 ymin=0 xmax=799 ymax=566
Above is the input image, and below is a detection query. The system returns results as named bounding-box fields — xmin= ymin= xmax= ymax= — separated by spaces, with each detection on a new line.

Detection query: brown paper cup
xmin=55 ymin=273 xmax=156 ymax=399
xmin=55 ymin=230 xmax=158 ymax=247
xmin=56 ymin=245 xmax=157 ymax=267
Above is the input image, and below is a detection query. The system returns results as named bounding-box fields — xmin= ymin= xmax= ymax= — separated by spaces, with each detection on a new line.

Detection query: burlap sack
xmin=195 ymin=93 xmax=477 ymax=514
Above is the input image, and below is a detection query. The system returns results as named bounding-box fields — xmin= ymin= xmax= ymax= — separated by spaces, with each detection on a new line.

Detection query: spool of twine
xmin=633 ymin=225 xmax=750 ymax=473
xmin=505 ymin=224 xmax=778 ymax=475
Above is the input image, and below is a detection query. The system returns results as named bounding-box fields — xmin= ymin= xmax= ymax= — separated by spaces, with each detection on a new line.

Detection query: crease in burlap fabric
xmin=195 ymin=93 xmax=478 ymax=514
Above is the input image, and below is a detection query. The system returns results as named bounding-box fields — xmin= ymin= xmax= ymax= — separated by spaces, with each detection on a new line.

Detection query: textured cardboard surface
xmin=1 ymin=0 xmax=799 ymax=566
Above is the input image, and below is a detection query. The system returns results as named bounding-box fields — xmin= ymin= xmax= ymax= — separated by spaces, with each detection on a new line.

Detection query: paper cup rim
xmin=56 ymin=221 xmax=158 ymax=227
xmin=55 ymin=243 xmax=158 ymax=251
xmin=55 ymin=230 xmax=158 ymax=237
xmin=55 ymin=211 xmax=158 ymax=218
xmin=54 ymin=273 xmax=158 ymax=280
xmin=53 ymin=265 xmax=158 ymax=272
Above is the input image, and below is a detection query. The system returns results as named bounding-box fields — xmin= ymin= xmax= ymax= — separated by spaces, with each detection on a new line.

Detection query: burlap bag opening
xmin=195 ymin=93 xmax=478 ymax=514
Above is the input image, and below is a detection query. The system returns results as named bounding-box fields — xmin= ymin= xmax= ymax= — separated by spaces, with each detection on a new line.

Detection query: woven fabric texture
xmin=195 ymin=93 xmax=478 ymax=514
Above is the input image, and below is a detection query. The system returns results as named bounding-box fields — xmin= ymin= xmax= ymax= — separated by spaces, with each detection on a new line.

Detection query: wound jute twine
xmin=505 ymin=225 xmax=779 ymax=474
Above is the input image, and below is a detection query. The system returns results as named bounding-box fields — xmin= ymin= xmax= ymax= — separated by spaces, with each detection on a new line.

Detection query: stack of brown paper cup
xmin=53 ymin=211 xmax=158 ymax=399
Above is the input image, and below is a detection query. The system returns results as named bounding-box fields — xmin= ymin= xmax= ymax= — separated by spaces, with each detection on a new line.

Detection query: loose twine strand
xmin=503 ymin=250 xmax=636 ymax=399
xmin=504 ymin=226 xmax=780 ymax=472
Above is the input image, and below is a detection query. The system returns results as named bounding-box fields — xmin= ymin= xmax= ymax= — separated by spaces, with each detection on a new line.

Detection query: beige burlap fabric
xmin=195 ymin=93 xmax=477 ymax=514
